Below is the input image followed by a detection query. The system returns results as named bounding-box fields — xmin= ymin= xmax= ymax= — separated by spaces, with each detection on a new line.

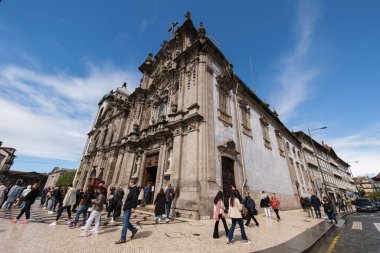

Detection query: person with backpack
xmin=80 ymin=186 xmax=106 ymax=236
xmin=310 ymin=193 xmax=322 ymax=218
xmin=164 ymin=184 xmax=175 ymax=223
xmin=10 ymin=182 xmax=40 ymax=224
xmin=3 ymin=181 xmax=22 ymax=209
xmin=260 ymin=191 xmax=271 ymax=217
xmin=242 ymin=191 xmax=259 ymax=227
xmin=270 ymin=193 xmax=281 ymax=221
xmin=322 ymin=197 xmax=337 ymax=224
xmin=304 ymin=196 xmax=314 ymax=218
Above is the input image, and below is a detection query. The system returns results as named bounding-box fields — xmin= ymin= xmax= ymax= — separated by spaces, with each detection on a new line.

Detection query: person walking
xmin=143 ymin=183 xmax=152 ymax=205
xmin=80 ymin=186 xmax=106 ymax=236
xmin=304 ymin=196 xmax=314 ymax=218
xmin=226 ymin=191 xmax=251 ymax=245
xmin=310 ymin=194 xmax=322 ymax=218
xmin=213 ymin=191 xmax=229 ymax=238
xmin=11 ymin=183 xmax=40 ymax=224
xmin=48 ymin=186 xmax=62 ymax=214
xmin=115 ymin=179 xmax=139 ymax=244
xmin=69 ymin=186 xmax=94 ymax=228
xmin=0 ymin=182 xmax=8 ymax=207
xmin=3 ymin=181 xmax=22 ymax=209
xmin=72 ymin=188 xmax=84 ymax=213
xmin=242 ymin=191 xmax=259 ymax=228
xmin=107 ymin=187 xmax=116 ymax=222
xmin=260 ymin=191 xmax=271 ymax=217
xmin=137 ymin=187 xmax=144 ymax=206
xmin=345 ymin=198 xmax=353 ymax=212
xmin=18 ymin=185 xmax=32 ymax=209
xmin=50 ymin=183 xmax=76 ymax=225
xmin=112 ymin=187 xmax=124 ymax=222
xmin=270 ymin=193 xmax=281 ymax=221
xmin=322 ymin=197 xmax=337 ymax=224
xmin=43 ymin=187 xmax=52 ymax=210
xmin=154 ymin=188 xmax=166 ymax=223
xmin=164 ymin=184 xmax=175 ymax=223
xmin=300 ymin=197 xmax=306 ymax=211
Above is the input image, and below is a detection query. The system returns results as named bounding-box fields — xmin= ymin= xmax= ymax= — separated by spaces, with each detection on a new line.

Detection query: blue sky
xmin=0 ymin=1 xmax=379 ymax=177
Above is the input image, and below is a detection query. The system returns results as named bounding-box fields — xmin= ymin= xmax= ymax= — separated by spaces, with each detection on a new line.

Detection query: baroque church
xmin=73 ymin=12 xmax=312 ymax=219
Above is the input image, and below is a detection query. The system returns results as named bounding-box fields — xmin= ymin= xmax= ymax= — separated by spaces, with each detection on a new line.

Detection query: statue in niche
xmin=133 ymin=155 xmax=141 ymax=176
xmin=166 ymin=148 xmax=173 ymax=174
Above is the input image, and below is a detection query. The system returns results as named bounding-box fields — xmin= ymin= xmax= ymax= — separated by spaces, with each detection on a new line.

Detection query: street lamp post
xmin=347 ymin=161 xmax=359 ymax=197
xmin=307 ymin=127 xmax=330 ymax=199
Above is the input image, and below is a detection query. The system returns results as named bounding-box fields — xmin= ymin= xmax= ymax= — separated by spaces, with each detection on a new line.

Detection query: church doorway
xmin=142 ymin=153 xmax=159 ymax=204
xmin=221 ymin=156 xmax=236 ymax=210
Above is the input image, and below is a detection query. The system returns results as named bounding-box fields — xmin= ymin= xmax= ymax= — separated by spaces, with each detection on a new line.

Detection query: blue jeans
xmin=227 ymin=218 xmax=248 ymax=241
xmin=120 ymin=209 xmax=137 ymax=241
xmin=327 ymin=211 xmax=337 ymax=223
xmin=73 ymin=205 xmax=89 ymax=226
xmin=165 ymin=201 xmax=172 ymax=219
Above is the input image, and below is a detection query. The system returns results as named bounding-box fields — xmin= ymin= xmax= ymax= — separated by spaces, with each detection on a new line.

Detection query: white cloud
xmin=0 ymin=63 xmax=141 ymax=161
xmin=271 ymin=0 xmax=320 ymax=120
xmin=326 ymin=126 xmax=380 ymax=177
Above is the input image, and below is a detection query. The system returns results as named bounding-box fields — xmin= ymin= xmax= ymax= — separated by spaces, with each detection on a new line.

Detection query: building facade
xmin=295 ymin=132 xmax=356 ymax=200
xmin=0 ymin=141 xmax=16 ymax=181
xmin=74 ymin=13 xmax=328 ymax=218
xmin=45 ymin=167 xmax=76 ymax=189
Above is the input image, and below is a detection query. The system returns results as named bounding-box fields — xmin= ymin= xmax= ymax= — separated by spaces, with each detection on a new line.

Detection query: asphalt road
xmin=313 ymin=211 xmax=380 ymax=253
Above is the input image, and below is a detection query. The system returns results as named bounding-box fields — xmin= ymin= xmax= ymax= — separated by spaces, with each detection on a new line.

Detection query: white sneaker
xmin=244 ymin=225 xmax=249 ymax=228
xmin=43 ymin=207 xmax=47 ymax=210
xmin=49 ymin=221 xmax=57 ymax=226
xmin=89 ymin=228 xmax=96 ymax=232
xmin=66 ymin=220 xmax=71 ymax=225
xmin=80 ymin=226 xmax=86 ymax=230
xmin=92 ymin=230 xmax=99 ymax=235
xmin=79 ymin=232 xmax=89 ymax=237
xmin=48 ymin=211 xmax=54 ymax=215
xmin=243 ymin=240 xmax=251 ymax=245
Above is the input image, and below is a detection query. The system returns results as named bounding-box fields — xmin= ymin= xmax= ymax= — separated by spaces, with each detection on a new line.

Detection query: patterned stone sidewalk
xmin=0 ymin=205 xmax=324 ymax=253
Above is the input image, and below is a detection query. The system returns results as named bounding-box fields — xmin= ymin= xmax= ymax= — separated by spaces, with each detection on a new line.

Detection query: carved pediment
xmin=217 ymin=139 xmax=240 ymax=156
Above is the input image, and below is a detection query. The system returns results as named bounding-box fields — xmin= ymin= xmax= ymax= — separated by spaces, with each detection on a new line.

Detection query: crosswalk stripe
xmin=374 ymin=223 xmax=380 ymax=232
xmin=352 ymin=221 xmax=362 ymax=230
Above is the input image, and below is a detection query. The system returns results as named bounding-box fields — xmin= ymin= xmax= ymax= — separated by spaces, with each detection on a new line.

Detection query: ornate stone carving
xmin=217 ymin=139 xmax=240 ymax=157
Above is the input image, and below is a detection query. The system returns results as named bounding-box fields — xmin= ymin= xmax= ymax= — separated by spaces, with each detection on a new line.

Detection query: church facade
xmin=73 ymin=12 xmax=311 ymax=219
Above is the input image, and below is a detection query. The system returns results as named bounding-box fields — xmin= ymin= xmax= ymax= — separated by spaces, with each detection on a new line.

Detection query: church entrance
xmin=142 ymin=153 xmax=159 ymax=204
xmin=221 ymin=156 xmax=236 ymax=210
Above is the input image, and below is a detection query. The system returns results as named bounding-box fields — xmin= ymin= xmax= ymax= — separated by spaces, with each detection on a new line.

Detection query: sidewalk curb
xmin=303 ymin=211 xmax=355 ymax=253
xmin=255 ymin=211 xmax=355 ymax=253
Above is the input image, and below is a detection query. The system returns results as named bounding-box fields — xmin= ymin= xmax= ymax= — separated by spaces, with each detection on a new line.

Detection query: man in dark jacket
xmin=310 ymin=194 xmax=322 ymax=218
xmin=242 ymin=191 xmax=259 ymax=227
xmin=115 ymin=179 xmax=139 ymax=244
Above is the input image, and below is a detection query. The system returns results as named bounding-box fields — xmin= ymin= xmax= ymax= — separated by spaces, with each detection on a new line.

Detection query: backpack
xmin=167 ymin=189 xmax=175 ymax=201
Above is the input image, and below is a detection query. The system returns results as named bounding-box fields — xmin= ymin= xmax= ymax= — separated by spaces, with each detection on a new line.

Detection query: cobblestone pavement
xmin=0 ymin=204 xmax=325 ymax=253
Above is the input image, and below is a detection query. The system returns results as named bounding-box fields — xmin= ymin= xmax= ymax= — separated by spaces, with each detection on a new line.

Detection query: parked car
xmin=374 ymin=202 xmax=380 ymax=211
xmin=355 ymin=198 xmax=376 ymax=212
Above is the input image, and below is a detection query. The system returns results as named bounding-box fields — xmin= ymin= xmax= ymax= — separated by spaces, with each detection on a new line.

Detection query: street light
xmin=307 ymin=127 xmax=329 ymax=199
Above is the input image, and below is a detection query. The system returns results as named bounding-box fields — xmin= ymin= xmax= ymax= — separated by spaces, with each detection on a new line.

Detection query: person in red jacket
xmin=270 ymin=193 xmax=281 ymax=221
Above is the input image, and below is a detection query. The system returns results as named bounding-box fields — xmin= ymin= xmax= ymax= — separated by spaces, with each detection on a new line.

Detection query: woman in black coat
xmin=154 ymin=188 xmax=166 ymax=223
xmin=11 ymin=182 xmax=40 ymax=224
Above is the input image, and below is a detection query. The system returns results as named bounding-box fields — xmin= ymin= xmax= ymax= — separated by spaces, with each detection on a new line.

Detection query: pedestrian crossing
xmin=351 ymin=221 xmax=380 ymax=232
xmin=352 ymin=221 xmax=362 ymax=230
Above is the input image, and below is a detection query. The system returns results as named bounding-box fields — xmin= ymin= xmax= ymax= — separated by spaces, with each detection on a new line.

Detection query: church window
xmin=275 ymin=131 xmax=285 ymax=157
xmin=217 ymin=87 xmax=232 ymax=127
xmin=239 ymin=101 xmax=252 ymax=137
xmin=260 ymin=117 xmax=271 ymax=149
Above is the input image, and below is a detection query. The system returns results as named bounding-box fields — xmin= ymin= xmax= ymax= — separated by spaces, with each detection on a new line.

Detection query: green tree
xmin=55 ymin=171 xmax=76 ymax=187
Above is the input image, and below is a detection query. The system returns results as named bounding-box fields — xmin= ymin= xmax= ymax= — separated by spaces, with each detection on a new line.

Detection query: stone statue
xmin=166 ymin=148 xmax=173 ymax=174
xmin=133 ymin=155 xmax=141 ymax=175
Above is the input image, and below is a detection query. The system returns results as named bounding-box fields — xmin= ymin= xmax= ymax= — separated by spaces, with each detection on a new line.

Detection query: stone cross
xmin=168 ymin=21 xmax=178 ymax=39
